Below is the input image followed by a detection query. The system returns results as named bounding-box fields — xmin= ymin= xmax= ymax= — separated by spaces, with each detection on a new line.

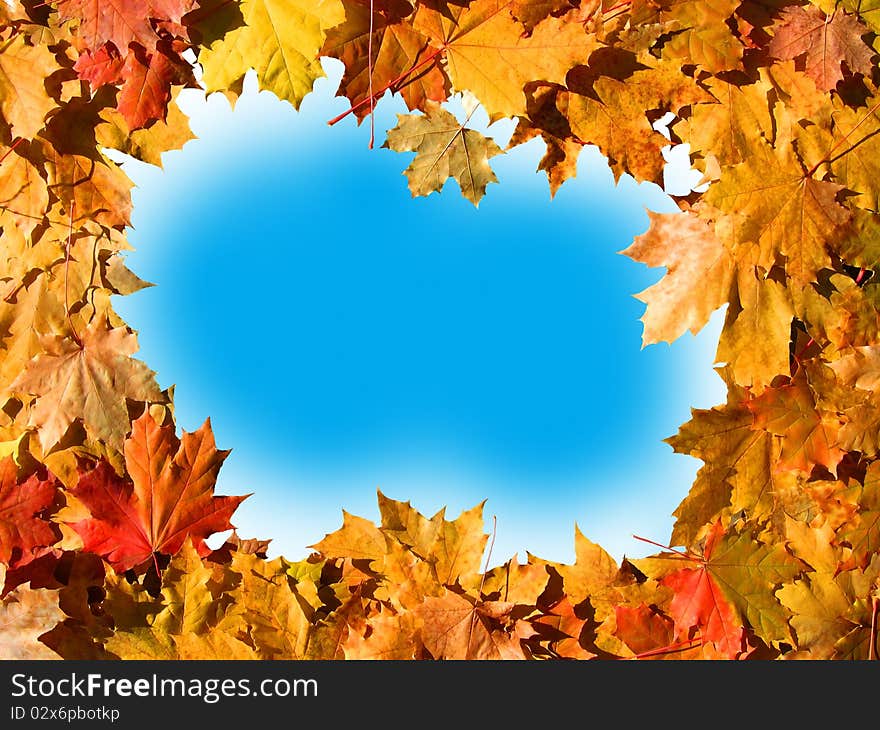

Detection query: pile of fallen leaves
xmin=2 ymin=0 xmax=880 ymax=659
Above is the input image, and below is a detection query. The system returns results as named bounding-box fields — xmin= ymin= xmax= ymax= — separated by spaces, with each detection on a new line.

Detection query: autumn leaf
xmin=198 ymin=0 xmax=344 ymax=107
xmin=560 ymin=56 xmax=712 ymax=184
xmin=622 ymin=206 xmax=735 ymax=345
xmin=310 ymin=509 xmax=387 ymax=561
xmin=67 ymin=410 xmax=247 ymax=572
xmin=612 ymin=603 xmax=675 ymax=657
xmin=10 ymin=316 xmax=163 ymax=452
xmin=116 ymin=46 xmax=189 ymax=130
xmin=768 ymin=6 xmax=874 ymax=91
xmin=96 ymin=90 xmax=195 ymax=167
xmin=343 ymin=609 xmax=419 ymax=659
xmin=0 ymin=457 xmax=59 ymax=567
xmin=0 ymin=33 xmax=59 ymax=140
xmin=656 ymin=523 xmax=746 ymax=658
xmin=224 ymin=552 xmax=312 ymax=659
xmin=412 ymin=0 xmax=598 ymax=121
xmin=705 ymin=137 xmax=851 ymax=288
xmin=658 ymin=0 xmax=743 ymax=73
xmin=46 ymin=150 xmax=133 ymax=229
xmin=746 ymin=373 xmax=846 ymax=474
xmin=836 ymin=461 xmax=880 ymax=570
xmin=383 ymin=103 xmax=503 ymax=205
xmin=777 ymin=553 xmax=880 ymax=659
xmin=54 ymin=0 xmax=157 ymax=51
xmin=0 ymin=585 xmax=64 ymax=659
xmin=0 ymin=140 xmax=49 ymax=239
xmin=415 ymin=589 xmax=525 ymax=659
xmin=322 ymin=0 xmax=448 ymax=120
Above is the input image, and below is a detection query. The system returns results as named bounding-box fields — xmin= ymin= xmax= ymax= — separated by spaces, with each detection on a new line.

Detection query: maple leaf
xmin=116 ymin=46 xmax=189 ymax=130
xmin=0 ymin=457 xmax=59 ymax=568
xmin=96 ymin=89 xmax=195 ymax=167
xmin=198 ymin=0 xmax=344 ymax=107
xmin=676 ymin=74 xmax=774 ymax=167
xmin=151 ymin=539 xmax=224 ymax=635
xmin=666 ymin=384 xmax=778 ymax=543
xmin=746 ymin=373 xmax=846 ymax=474
xmin=10 ymin=317 xmax=162 ymax=452
xmin=560 ymin=56 xmax=713 ymax=184
xmin=807 ymin=92 xmax=880 ymax=214
xmin=0 ymin=585 xmax=64 ymax=659
xmin=307 ymin=592 xmax=366 ymax=659
xmin=412 ymin=0 xmax=598 ymax=122
xmin=0 ymin=33 xmax=59 ymax=140
xmin=224 ymin=552 xmax=312 ymax=659
xmin=310 ymin=509 xmax=387 ymax=561
xmin=343 ymin=609 xmax=419 ymax=659
xmin=529 ymin=596 xmax=594 ymax=658
xmin=714 ymin=266 xmax=794 ymax=389
xmin=836 ymin=461 xmax=880 ymax=570
xmin=621 ymin=206 xmax=735 ymax=345
xmin=469 ymin=554 xmax=550 ymax=606
xmin=321 ymin=0 xmax=448 ymax=121
xmin=657 ymin=524 xmax=745 ymax=658
xmin=768 ymin=6 xmax=874 ymax=91
xmin=551 ymin=524 xmax=618 ymax=606
xmin=507 ymin=82 xmax=582 ymax=195
xmin=74 ymin=44 xmax=126 ymax=88
xmin=612 ymin=603 xmax=675 ymax=657
xmin=0 ymin=140 xmax=49 ymax=240
xmin=777 ymin=553 xmax=880 ymax=659
xmin=375 ymin=491 xmax=489 ymax=585
xmin=46 ymin=150 xmax=133 ymax=229
xmin=415 ymin=589 xmax=526 ymax=659
xmin=67 ymin=410 xmax=247 ymax=572
xmin=383 ymin=103 xmax=503 ymax=205
xmin=658 ymin=0 xmax=743 ymax=73
xmin=705 ymin=137 xmax=851 ymax=288
xmin=830 ymin=346 xmax=880 ymax=391
xmin=54 ymin=0 xmax=157 ymax=52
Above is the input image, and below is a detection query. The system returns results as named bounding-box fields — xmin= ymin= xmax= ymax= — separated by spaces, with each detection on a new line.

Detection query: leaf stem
xmin=468 ymin=514 xmax=498 ymax=657
xmin=64 ymin=202 xmax=83 ymax=348
xmin=870 ymin=595 xmax=878 ymax=660
xmin=632 ymin=534 xmax=698 ymax=561
xmin=0 ymin=137 xmax=23 ymax=165
xmin=327 ymin=45 xmax=445 ymax=127
xmin=368 ymin=0 xmax=376 ymax=149
xmin=622 ymin=638 xmax=701 ymax=660
xmin=805 ymin=96 xmax=880 ymax=178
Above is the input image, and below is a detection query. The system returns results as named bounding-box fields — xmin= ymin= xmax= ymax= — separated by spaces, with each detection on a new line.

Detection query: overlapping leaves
xmin=3 ymin=0 xmax=880 ymax=660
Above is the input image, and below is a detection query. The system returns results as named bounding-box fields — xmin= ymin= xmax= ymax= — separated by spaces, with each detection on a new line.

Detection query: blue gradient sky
xmin=111 ymin=60 xmax=725 ymax=566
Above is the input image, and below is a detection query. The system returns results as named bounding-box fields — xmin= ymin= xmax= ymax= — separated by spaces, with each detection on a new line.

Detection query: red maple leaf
xmin=74 ymin=43 xmax=126 ymax=88
xmin=0 ymin=457 xmax=60 ymax=569
xmin=116 ymin=46 xmax=183 ymax=129
xmin=55 ymin=0 xmax=157 ymax=53
xmin=68 ymin=411 xmax=249 ymax=573
xmin=659 ymin=521 xmax=745 ymax=658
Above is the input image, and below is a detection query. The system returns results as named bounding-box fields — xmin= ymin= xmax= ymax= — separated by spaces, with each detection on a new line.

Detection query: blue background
xmin=112 ymin=61 xmax=725 ymax=566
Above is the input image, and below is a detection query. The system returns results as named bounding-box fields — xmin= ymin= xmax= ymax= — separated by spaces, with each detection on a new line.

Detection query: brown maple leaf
xmin=67 ymin=410 xmax=248 ymax=572
xmin=322 ymin=0 xmax=448 ymax=121
xmin=10 ymin=316 xmax=162 ymax=452
xmin=415 ymin=589 xmax=526 ymax=659
xmin=768 ymin=6 xmax=875 ymax=91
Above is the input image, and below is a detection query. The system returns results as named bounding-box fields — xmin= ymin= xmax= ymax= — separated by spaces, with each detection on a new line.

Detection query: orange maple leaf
xmin=68 ymin=411 xmax=248 ymax=572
